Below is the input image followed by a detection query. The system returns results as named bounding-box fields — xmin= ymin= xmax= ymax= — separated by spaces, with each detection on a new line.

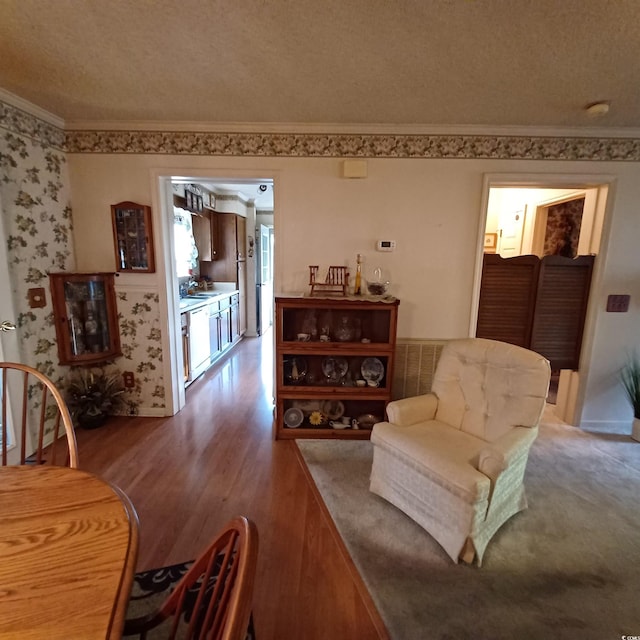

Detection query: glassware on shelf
xmin=334 ymin=314 xmax=355 ymax=342
xmin=322 ymin=356 xmax=348 ymax=383
xmin=284 ymin=357 xmax=307 ymax=384
xmin=354 ymin=253 xmax=362 ymax=295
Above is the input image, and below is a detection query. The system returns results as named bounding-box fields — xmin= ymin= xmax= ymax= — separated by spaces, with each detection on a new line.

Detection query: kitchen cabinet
xmin=200 ymin=213 xmax=247 ymax=338
xmin=230 ymin=293 xmax=240 ymax=342
xmin=236 ymin=215 xmax=246 ymax=259
xmin=206 ymin=214 xmax=244 ymax=279
xmin=49 ymin=272 xmax=122 ymax=365
xmin=219 ymin=295 xmax=232 ymax=352
xmin=192 ymin=211 xmax=219 ymax=262
xmin=182 ymin=291 xmax=243 ymax=386
xmin=208 ymin=301 xmax=221 ymax=362
xmin=274 ymin=296 xmax=400 ymax=440
xmin=237 ymin=262 xmax=247 ymax=335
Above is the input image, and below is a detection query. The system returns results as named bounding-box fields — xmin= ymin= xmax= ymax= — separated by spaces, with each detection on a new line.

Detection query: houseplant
xmin=621 ymin=353 xmax=640 ymax=442
xmin=65 ymin=367 xmax=125 ymax=429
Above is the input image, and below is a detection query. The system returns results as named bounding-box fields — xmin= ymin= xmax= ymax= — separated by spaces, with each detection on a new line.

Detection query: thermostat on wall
xmin=376 ymin=240 xmax=396 ymax=252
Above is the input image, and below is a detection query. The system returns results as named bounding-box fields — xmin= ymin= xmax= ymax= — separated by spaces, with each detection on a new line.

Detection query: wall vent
xmin=392 ymin=339 xmax=447 ymax=400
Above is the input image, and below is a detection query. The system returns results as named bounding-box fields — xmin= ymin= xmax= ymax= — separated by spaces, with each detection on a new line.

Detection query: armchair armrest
xmin=386 ymin=393 xmax=438 ymax=426
xmin=477 ymin=426 xmax=539 ymax=495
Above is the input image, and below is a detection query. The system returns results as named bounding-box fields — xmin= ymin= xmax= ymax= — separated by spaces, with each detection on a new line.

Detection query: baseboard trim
xmin=579 ymin=419 xmax=633 ymax=434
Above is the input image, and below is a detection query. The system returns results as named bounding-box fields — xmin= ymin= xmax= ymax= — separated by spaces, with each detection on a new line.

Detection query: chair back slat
xmin=0 ymin=362 xmax=78 ymax=468
xmin=124 ymin=517 xmax=258 ymax=640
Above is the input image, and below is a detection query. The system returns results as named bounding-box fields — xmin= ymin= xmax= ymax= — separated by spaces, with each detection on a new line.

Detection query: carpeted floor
xmin=297 ymin=407 xmax=640 ymax=640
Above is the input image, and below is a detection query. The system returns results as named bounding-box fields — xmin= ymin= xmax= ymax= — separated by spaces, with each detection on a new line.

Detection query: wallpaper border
xmin=63 ymin=130 xmax=640 ymax=161
xmin=0 ymin=101 xmax=66 ymax=150
xmin=3 ymin=99 xmax=640 ymax=161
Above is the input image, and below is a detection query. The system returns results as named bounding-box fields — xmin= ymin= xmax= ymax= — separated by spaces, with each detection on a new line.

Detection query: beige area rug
xmin=296 ymin=407 xmax=640 ymax=640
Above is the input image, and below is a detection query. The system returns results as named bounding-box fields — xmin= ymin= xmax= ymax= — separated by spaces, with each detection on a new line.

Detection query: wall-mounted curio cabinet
xmin=49 ymin=272 xmax=122 ymax=365
xmin=111 ymin=201 xmax=155 ymax=272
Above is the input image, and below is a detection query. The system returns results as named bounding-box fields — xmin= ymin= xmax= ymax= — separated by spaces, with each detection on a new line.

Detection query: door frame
xmin=150 ymin=168 xmax=279 ymax=415
xmin=0 ymin=191 xmax=33 ymax=462
xmin=470 ymin=172 xmax=617 ymax=426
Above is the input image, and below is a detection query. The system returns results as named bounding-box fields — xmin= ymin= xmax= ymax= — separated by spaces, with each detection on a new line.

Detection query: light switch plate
xmin=606 ymin=294 xmax=630 ymax=312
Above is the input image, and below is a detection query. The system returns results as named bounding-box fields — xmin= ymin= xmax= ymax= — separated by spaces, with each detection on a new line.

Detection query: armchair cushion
xmin=433 ymin=338 xmax=550 ymax=442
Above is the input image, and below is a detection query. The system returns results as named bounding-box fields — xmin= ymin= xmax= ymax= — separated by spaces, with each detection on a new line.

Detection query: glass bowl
xmin=366 ymin=280 xmax=389 ymax=296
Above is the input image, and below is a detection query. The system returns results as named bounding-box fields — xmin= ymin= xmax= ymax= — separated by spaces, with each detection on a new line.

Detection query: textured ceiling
xmin=1 ymin=0 xmax=639 ymax=131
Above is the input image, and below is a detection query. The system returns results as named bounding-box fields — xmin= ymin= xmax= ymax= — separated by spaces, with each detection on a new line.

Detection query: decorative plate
xmin=322 ymin=356 xmax=349 ymax=381
xmin=361 ymin=357 xmax=384 ymax=383
xmin=321 ymin=400 xmax=345 ymax=420
xmin=283 ymin=407 xmax=304 ymax=428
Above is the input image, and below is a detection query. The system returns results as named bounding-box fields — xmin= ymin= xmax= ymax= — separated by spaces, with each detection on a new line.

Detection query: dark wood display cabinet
xmin=49 ymin=272 xmax=122 ymax=365
xmin=275 ymin=295 xmax=400 ymax=440
xmin=111 ymin=201 xmax=155 ymax=272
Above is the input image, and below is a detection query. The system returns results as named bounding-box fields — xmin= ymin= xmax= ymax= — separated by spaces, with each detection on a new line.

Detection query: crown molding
xmin=0 ymin=89 xmax=64 ymax=128
xmin=64 ymin=118 xmax=640 ymax=139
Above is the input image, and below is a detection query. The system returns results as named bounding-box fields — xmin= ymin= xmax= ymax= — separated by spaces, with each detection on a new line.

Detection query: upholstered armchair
xmin=370 ymin=338 xmax=550 ymax=565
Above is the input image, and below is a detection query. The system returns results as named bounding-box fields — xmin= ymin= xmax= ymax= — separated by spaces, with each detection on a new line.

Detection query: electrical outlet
xmin=27 ymin=287 xmax=46 ymax=308
xmin=123 ymin=371 xmax=135 ymax=388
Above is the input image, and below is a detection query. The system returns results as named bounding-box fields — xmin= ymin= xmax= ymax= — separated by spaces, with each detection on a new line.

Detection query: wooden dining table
xmin=0 ymin=465 xmax=139 ymax=639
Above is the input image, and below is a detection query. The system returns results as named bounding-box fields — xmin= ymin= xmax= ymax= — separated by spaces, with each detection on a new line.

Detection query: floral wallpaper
xmin=0 ymin=122 xmax=73 ymax=387
xmin=0 ymin=101 xmax=165 ymax=428
xmin=117 ymin=290 xmax=164 ymax=412
xmin=543 ymin=197 xmax=585 ymax=258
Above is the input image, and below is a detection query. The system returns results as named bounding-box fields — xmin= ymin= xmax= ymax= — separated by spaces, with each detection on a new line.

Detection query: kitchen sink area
xmin=179 ymin=290 xmax=230 ymax=310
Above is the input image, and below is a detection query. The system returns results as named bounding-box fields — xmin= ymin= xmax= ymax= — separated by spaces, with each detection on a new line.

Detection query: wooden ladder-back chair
xmin=0 ymin=362 xmax=78 ymax=468
xmin=124 ymin=516 xmax=259 ymax=640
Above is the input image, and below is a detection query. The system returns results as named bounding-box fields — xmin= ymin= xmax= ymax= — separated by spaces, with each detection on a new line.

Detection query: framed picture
xmin=184 ymin=187 xmax=203 ymax=213
xmin=484 ymin=232 xmax=498 ymax=253
xmin=185 ymin=189 xmax=194 ymax=211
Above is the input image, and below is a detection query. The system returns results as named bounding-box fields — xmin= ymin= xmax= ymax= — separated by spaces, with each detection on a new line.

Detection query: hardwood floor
xmin=76 ymin=331 xmax=388 ymax=640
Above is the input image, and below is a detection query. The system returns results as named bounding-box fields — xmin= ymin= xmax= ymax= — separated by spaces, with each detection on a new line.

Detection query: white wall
xmin=67 ymin=153 xmax=640 ymax=431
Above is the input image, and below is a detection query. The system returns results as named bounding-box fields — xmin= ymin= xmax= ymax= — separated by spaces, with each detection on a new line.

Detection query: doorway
xmin=155 ymin=173 xmax=276 ymax=415
xmin=256 ymin=222 xmax=274 ymax=336
xmin=476 ymin=178 xmax=611 ymax=426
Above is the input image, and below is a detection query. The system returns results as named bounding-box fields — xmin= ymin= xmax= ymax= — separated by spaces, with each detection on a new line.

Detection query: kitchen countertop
xmin=179 ymin=290 xmax=239 ymax=313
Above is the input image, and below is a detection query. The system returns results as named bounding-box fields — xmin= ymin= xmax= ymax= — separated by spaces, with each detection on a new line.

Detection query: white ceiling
xmin=202 ymin=181 xmax=274 ymax=210
xmin=2 ymin=1 xmax=640 ymax=132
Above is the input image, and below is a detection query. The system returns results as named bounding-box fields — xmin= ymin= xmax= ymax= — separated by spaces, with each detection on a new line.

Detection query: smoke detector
xmin=584 ymin=101 xmax=610 ymax=117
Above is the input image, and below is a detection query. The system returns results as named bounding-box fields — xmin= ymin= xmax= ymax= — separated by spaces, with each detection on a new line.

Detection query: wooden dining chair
xmin=124 ymin=516 xmax=259 ymax=640
xmin=1 ymin=361 xmax=78 ymax=468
